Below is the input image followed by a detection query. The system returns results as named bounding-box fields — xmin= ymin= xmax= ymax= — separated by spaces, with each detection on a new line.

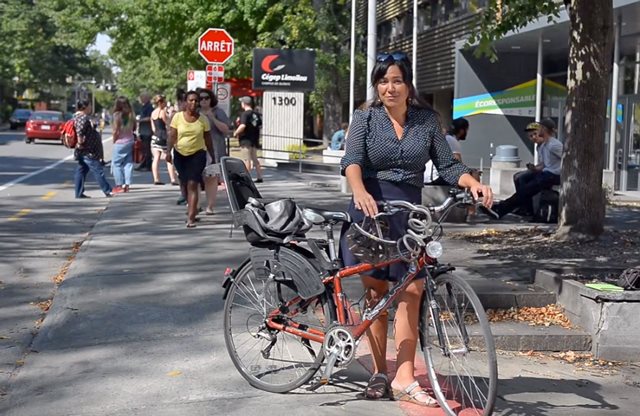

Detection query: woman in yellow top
xmin=166 ymin=90 xmax=215 ymax=228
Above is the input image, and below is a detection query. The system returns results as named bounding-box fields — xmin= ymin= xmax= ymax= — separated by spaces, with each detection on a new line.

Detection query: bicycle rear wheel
xmin=223 ymin=260 xmax=335 ymax=393
xmin=420 ymin=273 xmax=498 ymax=416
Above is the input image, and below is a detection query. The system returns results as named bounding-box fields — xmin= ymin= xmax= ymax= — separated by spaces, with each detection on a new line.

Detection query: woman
xmin=73 ymin=99 xmax=113 ymax=198
xmin=111 ymin=96 xmax=136 ymax=193
xmin=340 ymin=52 xmax=493 ymax=406
xmin=150 ymin=94 xmax=178 ymax=186
xmin=166 ymin=90 xmax=215 ymax=228
xmin=197 ymin=88 xmax=230 ymax=215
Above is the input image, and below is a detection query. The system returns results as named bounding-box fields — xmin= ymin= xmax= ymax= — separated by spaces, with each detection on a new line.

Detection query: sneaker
xmin=153 ymin=181 xmax=165 ymax=185
xmin=478 ymin=205 xmax=500 ymax=220
xmin=123 ymin=185 xmax=130 ymax=192
xmin=112 ymin=186 xmax=125 ymax=194
xmin=176 ymin=196 xmax=187 ymax=205
xmin=76 ymin=194 xmax=91 ymax=199
xmin=255 ymin=178 xmax=264 ymax=183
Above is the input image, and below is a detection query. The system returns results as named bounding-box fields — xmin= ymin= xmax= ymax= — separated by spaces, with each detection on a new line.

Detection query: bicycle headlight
xmin=426 ymin=241 xmax=443 ymax=258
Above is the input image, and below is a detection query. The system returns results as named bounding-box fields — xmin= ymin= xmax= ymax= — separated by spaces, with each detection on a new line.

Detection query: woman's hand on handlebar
xmin=353 ymin=190 xmax=378 ymax=217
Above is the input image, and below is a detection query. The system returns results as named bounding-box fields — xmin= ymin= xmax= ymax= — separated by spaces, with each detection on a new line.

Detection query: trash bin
xmin=492 ymin=145 xmax=521 ymax=169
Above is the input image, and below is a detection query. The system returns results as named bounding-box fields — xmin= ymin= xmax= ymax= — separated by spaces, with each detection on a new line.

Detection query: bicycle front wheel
xmin=420 ymin=273 xmax=498 ymax=416
xmin=223 ymin=260 xmax=335 ymax=393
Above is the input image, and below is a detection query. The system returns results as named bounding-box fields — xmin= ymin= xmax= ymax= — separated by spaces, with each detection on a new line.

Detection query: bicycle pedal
xmin=306 ymin=378 xmax=329 ymax=391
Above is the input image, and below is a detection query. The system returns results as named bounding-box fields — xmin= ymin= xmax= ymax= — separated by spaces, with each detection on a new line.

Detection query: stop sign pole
xmin=198 ymin=28 xmax=234 ymax=93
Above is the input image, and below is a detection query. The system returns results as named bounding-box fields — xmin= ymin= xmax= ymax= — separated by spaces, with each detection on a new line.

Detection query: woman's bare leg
xmin=186 ymin=180 xmax=199 ymax=224
xmin=361 ymin=276 xmax=390 ymax=375
xmin=151 ymin=148 xmax=161 ymax=183
xmin=204 ymin=175 xmax=218 ymax=212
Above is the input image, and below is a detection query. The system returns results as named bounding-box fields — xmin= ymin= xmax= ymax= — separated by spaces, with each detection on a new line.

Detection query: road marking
xmin=0 ymin=136 xmax=112 ymax=192
xmin=9 ymin=209 xmax=32 ymax=221
xmin=42 ymin=191 xmax=57 ymax=200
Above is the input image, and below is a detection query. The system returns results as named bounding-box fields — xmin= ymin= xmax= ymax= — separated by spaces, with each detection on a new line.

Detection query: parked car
xmin=9 ymin=109 xmax=32 ymax=129
xmin=25 ymin=111 xmax=65 ymax=144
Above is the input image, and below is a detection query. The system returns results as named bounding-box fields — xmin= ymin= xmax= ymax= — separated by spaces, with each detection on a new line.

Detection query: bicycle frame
xmin=263 ymin=249 xmax=440 ymax=345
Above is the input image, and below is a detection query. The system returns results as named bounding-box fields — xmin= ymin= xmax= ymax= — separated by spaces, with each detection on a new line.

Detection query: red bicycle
xmin=220 ymin=156 xmax=498 ymax=416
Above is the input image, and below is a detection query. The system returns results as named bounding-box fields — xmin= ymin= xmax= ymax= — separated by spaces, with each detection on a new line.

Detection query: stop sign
xmin=198 ymin=28 xmax=234 ymax=64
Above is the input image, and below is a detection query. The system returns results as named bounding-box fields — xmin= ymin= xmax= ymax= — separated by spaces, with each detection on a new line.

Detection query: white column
xmin=412 ymin=0 xmax=418 ymax=86
xmin=349 ymin=0 xmax=357 ymax=121
xmin=534 ymin=33 xmax=543 ymax=164
xmin=608 ymin=15 xmax=621 ymax=173
xmin=366 ymin=0 xmax=377 ymax=101
xmin=634 ymin=43 xmax=640 ymax=94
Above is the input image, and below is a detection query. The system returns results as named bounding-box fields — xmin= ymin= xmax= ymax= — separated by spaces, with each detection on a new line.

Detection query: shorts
xmin=339 ymin=178 xmax=425 ymax=281
xmin=240 ymin=144 xmax=258 ymax=161
xmin=173 ymin=149 xmax=206 ymax=186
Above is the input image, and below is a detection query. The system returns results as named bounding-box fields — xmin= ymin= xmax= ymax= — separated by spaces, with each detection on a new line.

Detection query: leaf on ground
xmin=166 ymin=370 xmax=182 ymax=377
xmin=486 ymin=305 xmax=573 ymax=328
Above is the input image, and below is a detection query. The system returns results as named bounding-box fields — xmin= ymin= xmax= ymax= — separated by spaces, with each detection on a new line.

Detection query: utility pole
xmin=366 ymin=0 xmax=377 ymax=101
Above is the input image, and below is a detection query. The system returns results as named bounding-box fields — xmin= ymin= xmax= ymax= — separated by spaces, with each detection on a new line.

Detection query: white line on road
xmin=0 ymin=136 xmax=112 ymax=192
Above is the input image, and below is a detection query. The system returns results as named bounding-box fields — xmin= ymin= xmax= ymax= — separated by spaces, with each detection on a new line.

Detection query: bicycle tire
xmin=223 ymin=259 xmax=335 ymax=393
xmin=420 ymin=273 xmax=498 ymax=416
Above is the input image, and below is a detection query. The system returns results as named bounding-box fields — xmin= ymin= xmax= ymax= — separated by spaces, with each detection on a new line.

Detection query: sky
xmin=90 ymin=34 xmax=112 ymax=55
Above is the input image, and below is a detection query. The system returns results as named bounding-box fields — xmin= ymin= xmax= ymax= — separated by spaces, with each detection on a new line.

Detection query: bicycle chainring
xmin=322 ymin=325 xmax=356 ymax=367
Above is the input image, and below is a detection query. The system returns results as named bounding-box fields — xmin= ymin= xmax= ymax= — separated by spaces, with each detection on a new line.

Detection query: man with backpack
xmin=233 ymin=96 xmax=264 ymax=183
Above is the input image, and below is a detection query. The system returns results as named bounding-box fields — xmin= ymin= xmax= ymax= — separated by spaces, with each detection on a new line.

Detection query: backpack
xmin=533 ymin=189 xmax=559 ymax=223
xmin=61 ymin=119 xmax=78 ymax=149
xmin=617 ymin=267 xmax=640 ymax=290
xmin=250 ymin=111 xmax=262 ymax=129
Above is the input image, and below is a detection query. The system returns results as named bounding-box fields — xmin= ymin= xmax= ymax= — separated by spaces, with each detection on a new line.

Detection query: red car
xmin=25 ymin=111 xmax=65 ymax=144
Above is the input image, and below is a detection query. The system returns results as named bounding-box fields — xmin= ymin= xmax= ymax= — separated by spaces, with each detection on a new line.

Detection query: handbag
xmin=133 ymin=140 xmax=143 ymax=164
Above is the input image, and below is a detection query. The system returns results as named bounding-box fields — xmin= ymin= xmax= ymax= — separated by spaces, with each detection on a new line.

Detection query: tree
xmin=470 ymin=0 xmax=614 ymax=240
xmin=42 ymin=0 xmax=352 ymax=142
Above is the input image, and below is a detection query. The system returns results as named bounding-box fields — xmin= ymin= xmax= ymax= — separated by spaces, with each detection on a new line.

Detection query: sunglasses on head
xmin=376 ymin=51 xmax=408 ymax=63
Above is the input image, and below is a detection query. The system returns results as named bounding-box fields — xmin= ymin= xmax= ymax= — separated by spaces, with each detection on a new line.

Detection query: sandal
xmin=391 ymin=380 xmax=438 ymax=407
xmin=186 ymin=222 xmax=197 ymax=228
xmin=204 ymin=208 xmax=215 ymax=215
xmin=364 ymin=373 xmax=390 ymax=400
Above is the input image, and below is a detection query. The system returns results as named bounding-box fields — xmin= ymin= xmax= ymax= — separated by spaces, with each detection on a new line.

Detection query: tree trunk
xmin=557 ymin=0 xmax=613 ymax=240
xmin=323 ymin=85 xmax=343 ymax=146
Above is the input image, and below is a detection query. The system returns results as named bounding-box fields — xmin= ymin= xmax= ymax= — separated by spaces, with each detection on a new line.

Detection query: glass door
xmin=618 ymin=96 xmax=640 ymax=191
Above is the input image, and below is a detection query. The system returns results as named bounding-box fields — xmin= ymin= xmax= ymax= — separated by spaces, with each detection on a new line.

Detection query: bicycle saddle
xmin=302 ymin=206 xmax=351 ymax=224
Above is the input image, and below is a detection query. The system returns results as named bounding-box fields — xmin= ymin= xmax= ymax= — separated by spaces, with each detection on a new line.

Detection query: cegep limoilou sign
xmin=252 ymin=48 xmax=315 ymax=92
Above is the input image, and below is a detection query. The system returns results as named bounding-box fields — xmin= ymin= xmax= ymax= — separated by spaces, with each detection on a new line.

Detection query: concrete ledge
xmin=322 ymin=148 xmax=344 ymax=164
xmin=534 ymin=269 xmax=640 ymax=361
xmin=422 ymin=185 xmax=466 ymax=223
xmin=481 ymin=321 xmax=591 ymax=352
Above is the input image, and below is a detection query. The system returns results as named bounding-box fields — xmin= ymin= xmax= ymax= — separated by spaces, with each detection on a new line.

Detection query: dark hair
xmin=199 ymin=88 xmax=218 ymax=107
xmin=185 ymin=90 xmax=199 ymax=102
xmin=112 ymin=96 xmax=132 ymax=115
xmin=369 ymin=55 xmax=430 ymax=109
xmin=76 ymin=99 xmax=90 ymax=110
xmin=449 ymin=117 xmax=469 ymax=134
xmin=176 ymin=88 xmax=187 ymax=103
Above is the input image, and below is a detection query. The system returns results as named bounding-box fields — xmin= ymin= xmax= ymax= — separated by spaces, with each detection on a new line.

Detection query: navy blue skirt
xmin=339 ymin=178 xmax=425 ymax=281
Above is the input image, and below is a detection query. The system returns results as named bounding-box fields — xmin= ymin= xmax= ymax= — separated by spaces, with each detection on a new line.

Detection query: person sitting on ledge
xmin=481 ymin=118 xmax=562 ymax=220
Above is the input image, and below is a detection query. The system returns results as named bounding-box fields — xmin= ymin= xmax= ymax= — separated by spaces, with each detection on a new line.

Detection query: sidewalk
xmin=1 ymin=168 xmax=638 ymax=416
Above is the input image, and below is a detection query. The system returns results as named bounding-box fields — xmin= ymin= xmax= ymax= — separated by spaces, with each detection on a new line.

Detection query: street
xmin=0 ymin=128 xmax=639 ymax=416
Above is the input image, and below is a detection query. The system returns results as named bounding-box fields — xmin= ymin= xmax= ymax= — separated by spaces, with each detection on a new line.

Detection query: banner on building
xmin=453 ymin=79 xmax=566 ymax=119
xmin=252 ymin=48 xmax=315 ymax=91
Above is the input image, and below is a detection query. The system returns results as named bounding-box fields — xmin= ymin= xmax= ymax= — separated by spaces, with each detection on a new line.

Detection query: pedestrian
xmin=482 ymin=118 xmax=562 ymax=219
xmin=330 ymin=122 xmax=349 ymax=150
xmin=73 ymin=99 xmax=113 ymax=198
xmin=111 ymin=96 xmax=136 ymax=193
xmin=233 ymin=96 xmax=263 ymax=183
xmin=424 ymin=117 xmax=477 ymax=185
xmin=511 ymin=122 xmax=543 ymax=216
xmin=150 ymin=94 xmax=178 ymax=186
xmin=198 ymin=88 xmax=230 ymax=215
xmin=339 ymin=51 xmax=493 ymax=406
xmin=135 ymin=92 xmax=154 ymax=172
xmin=166 ymin=90 xmax=215 ymax=228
